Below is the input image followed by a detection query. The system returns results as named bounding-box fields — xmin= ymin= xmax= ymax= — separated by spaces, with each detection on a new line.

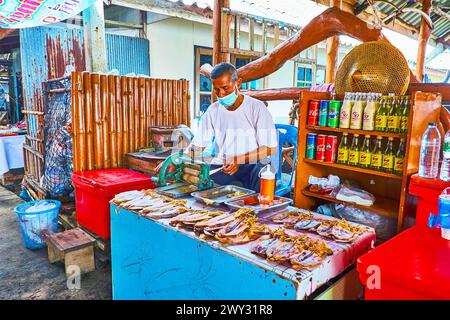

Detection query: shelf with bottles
xmin=305 ymin=125 xmax=406 ymax=139
xmin=305 ymin=133 xmax=406 ymax=178
xmin=307 ymin=92 xmax=411 ymax=136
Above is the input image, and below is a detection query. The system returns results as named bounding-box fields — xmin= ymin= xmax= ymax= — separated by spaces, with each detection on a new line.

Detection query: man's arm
xmin=223 ymin=145 xmax=277 ymax=175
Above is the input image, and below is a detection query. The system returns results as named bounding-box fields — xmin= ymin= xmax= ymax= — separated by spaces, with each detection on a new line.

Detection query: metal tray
xmin=156 ymin=182 xmax=199 ymax=198
xmin=191 ymin=185 xmax=256 ymax=206
xmin=224 ymin=194 xmax=293 ymax=215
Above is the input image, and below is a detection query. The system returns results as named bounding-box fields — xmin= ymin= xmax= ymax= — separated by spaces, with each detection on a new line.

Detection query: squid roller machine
xmin=151 ymin=153 xmax=215 ymax=198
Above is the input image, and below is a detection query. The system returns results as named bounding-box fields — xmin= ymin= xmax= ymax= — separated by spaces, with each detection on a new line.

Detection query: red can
xmin=325 ymin=135 xmax=338 ymax=162
xmin=315 ymin=134 xmax=327 ymax=161
xmin=308 ymin=100 xmax=320 ymax=125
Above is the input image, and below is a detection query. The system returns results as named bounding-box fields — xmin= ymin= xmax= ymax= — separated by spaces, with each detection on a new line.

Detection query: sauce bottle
xmin=382 ymin=137 xmax=395 ymax=173
xmin=371 ymin=136 xmax=383 ymax=170
xmin=348 ymin=134 xmax=361 ymax=167
xmin=360 ymin=135 xmax=372 ymax=168
xmin=259 ymin=165 xmax=275 ymax=205
xmin=337 ymin=132 xmax=350 ymax=164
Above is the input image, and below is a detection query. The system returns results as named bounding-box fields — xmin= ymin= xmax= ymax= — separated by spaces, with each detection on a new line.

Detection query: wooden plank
xmin=108 ymin=75 xmax=118 ymax=168
xmin=100 ymin=74 xmax=111 ymax=169
xmin=46 ymin=228 xmax=96 ymax=253
xmin=249 ymin=18 xmax=255 ymax=51
xmin=64 ymin=246 xmax=95 ymax=275
xmin=121 ymin=77 xmax=130 ymax=158
xmin=115 ymin=76 xmax=124 ymax=167
xmin=83 ymin=72 xmax=95 ymax=171
xmin=234 ymin=15 xmax=240 ymax=49
xmin=127 ymin=76 xmax=135 ymax=153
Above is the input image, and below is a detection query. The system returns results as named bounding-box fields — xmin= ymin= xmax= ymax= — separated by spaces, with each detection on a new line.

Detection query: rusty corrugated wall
xmin=19 ymin=25 xmax=151 ymax=197
xmin=71 ymin=72 xmax=190 ymax=172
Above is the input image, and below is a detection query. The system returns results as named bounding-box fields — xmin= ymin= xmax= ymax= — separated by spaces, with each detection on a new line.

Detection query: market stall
xmin=110 ymin=191 xmax=375 ymax=300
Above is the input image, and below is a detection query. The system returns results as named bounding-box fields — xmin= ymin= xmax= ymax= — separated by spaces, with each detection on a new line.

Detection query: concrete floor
xmin=0 ymin=186 xmax=112 ymax=300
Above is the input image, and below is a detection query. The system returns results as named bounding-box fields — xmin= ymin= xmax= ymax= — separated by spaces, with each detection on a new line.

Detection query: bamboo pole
xmin=162 ymin=79 xmax=168 ymax=126
xmin=121 ymin=77 xmax=130 ymax=159
xmin=116 ymin=76 xmax=124 ymax=167
xmin=139 ymin=77 xmax=146 ymax=148
xmin=150 ymin=78 xmax=157 ymax=126
xmin=134 ymin=77 xmax=141 ymax=150
xmin=108 ymin=75 xmax=118 ymax=168
xmin=144 ymin=78 xmax=151 ymax=146
xmin=91 ymin=73 xmax=103 ymax=169
xmin=71 ymin=72 xmax=79 ymax=172
xmin=157 ymin=79 xmax=163 ymax=125
xmin=100 ymin=74 xmax=110 ymax=169
xmin=168 ymin=80 xmax=174 ymax=126
xmin=83 ymin=72 xmax=95 ymax=170
xmin=127 ymin=77 xmax=135 ymax=153
xmin=185 ymin=80 xmax=191 ymax=126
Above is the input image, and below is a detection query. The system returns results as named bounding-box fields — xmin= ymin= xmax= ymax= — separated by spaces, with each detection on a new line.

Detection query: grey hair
xmin=210 ymin=62 xmax=238 ymax=82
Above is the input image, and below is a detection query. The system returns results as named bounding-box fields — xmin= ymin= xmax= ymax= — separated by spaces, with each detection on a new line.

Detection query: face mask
xmin=217 ymin=90 xmax=238 ymax=107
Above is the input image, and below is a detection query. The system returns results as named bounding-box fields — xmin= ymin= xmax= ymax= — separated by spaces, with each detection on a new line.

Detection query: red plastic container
xmin=72 ymin=169 xmax=154 ymax=239
xmin=357 ymin=226 xmax=450 ymax=300
xmin=408 ymin=174 xmax=450 ymax=228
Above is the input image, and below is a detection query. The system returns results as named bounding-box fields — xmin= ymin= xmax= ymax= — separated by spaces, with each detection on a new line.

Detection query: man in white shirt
xmin=189 ymin=62 xmax=278 ymax=192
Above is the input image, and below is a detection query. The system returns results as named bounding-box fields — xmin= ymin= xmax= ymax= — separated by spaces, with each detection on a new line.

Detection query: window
xmin=194 ymin=47 xmax=264 ymax=117
xmin=296 ymin=65 xmax=313 ymax=88
xmin=315 ymin=65 xmax=326 ymax=85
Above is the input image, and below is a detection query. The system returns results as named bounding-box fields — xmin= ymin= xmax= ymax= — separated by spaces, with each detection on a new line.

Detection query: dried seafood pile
xmin=250 ymin=229 xmax=333 ymax=270
xmin=271 ymin=210 xmax=366 ymax=243
xmin=112 ymin=189 xmax=188 ymax=219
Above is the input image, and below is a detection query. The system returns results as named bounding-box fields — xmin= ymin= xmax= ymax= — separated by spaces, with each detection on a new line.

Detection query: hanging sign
xmin=0 ymin=0 xmax=97 ymax=28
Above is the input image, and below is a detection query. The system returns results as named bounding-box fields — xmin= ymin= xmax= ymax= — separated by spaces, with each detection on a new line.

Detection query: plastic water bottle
xmin=440 ymin=130 xmax=450 ymax=181
xmin=419 ymin=122 xmax=441 ymax=179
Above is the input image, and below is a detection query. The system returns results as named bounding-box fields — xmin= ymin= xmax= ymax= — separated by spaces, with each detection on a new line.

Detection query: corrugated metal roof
xmin=357 ymin=0 xmax=450 ymax=41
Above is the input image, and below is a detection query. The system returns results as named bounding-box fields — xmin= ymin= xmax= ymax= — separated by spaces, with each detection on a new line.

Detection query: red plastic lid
xmin=72 ymin=169 xmax=151 ymax=189
xmin=357 ymin=226 xmax=450 ymax=298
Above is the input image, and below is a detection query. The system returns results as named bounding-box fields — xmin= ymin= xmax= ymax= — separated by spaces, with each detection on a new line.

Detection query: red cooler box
xmin=72 ymin=169 xmax=154 ymax=239
xmin=357 ymin=227 xmax=450 ymax=300
xmin=408 ymin=174 xmax=450 ymax=228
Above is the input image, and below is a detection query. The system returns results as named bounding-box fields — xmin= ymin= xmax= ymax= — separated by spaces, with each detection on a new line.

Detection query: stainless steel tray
xmin=224 ymin=194 xmax=293 ymax=215
xmin=156 ymin=182 xmax=199 ymax=198
xmin=191 ymin=185 xmax=256 ymax=206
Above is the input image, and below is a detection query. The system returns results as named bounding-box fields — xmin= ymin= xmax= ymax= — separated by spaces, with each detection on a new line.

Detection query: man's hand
xmin=223 ymin=158 xmax=240 ymax=176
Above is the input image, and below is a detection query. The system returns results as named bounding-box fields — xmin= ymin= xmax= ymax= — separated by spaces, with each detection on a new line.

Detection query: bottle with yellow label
xmin=387 ymin=94 xmax=400 ymax=133
xmin=382 ymin=137 xmax=395 ymax=173
xmin=348 ymin=134 xmax=360 ymax=166
xmin=337 ymin=132 xmax=350 ymax=164
xmin=370 ymin=136 xmax=383 ymax=170
xmin=394 ymin=138 xmax=406 ymax=175
xmin=375 ymin=96 xmax=388 ymax=132
xmin=359 ymin=135 xmax=372 ymax=168
xmin=400 ymin=96 xmax=410 ymax=133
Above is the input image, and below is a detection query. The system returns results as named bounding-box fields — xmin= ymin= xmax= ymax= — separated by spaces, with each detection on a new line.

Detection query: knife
xmin=209 ymin=166 xmax=223 ymax=175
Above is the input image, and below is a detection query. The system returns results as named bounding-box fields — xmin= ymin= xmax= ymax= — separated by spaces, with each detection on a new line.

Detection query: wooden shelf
xmin=305 ymin=125 xmax=406 ymax=139
xmin=303 ymin=158 xmax=403 ymax=180
xmin=302 ymin=189 xmax=398 ymax=219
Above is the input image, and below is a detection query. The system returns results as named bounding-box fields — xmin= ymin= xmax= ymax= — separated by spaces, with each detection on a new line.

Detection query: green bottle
xmin=387 ymin=95 xmax=400 ymax=133
xmin=382 ymin=137 xmax=395 ymax=173
xmin=370 ymin=136 xmax=383 ymax=170
xmin=375 ymin=96 xmax=388 ymax=132
xmin=359 ymin=135 xmax=372 ymax=168
xmin=394 ymin=138 xmax=406 ymax=175
xmin=348 ymin=134 xmax=360 ymax=167
xmin=337 ymin=133 xmax=350 ymax=164
xmin=400 ymin=96 xmax=410 ymax=133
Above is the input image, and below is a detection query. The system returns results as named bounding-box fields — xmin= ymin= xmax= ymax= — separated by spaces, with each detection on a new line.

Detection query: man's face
xmin=211 ymin=74 xmax=242 ymax=98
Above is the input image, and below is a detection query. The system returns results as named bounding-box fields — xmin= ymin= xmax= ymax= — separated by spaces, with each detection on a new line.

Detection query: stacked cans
xmin=307 ymin=99 xmax=342 ymax=128
xmin=306 ymin=133 xmax=338 ymax=162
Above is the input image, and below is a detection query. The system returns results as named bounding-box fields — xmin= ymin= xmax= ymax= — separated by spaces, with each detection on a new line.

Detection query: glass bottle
xmin=371 ymin=136 xmax=383 ymax=170
xmin=348 ymin=134 xmax=361 ymax=167
xmin=382 ymin=137 xmax=395 ymax=173
xmin=337 ymin=132 xmax=350 ymax=165
xmin=359 ymin=135 xmax=372 ymax=168
xmin=394 ymin=138 xmax=406 ymax=175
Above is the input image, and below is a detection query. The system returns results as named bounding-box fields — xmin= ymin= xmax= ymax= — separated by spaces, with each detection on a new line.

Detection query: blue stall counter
xmin=110 ymin=200 xmax=375 ymax=300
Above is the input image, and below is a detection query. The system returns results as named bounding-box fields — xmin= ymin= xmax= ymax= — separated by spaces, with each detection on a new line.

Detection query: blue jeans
xmin=210 ymin=162 xmax=266 ymax=192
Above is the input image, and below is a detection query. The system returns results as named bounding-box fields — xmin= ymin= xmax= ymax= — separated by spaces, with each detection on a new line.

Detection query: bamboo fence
xmin=71 ymin=72 xmax=191 ymax=172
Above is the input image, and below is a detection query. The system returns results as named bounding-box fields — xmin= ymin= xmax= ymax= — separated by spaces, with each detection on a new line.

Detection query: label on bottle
xmin=400 ymin=116 xmax=408 ymax=131
xmin=350 ymin=108 xmax=363 ymax=130
xmin=339 ymin=108 xmax=350 ymax=128
xmin=375 ymin=115 xmax=387 ymax=130
xmin=387 ymin=116 xmax=400 ymax=130
xmin=348 ymin=150 xmax=360 ymax=164
xmin=359 ymin=152 xmax=372 ymax=166
xmin=371 ymin=153 xmax=382 ymax=168
xmin=382 ymin=154 xmax=394 ymax=170
xmin=444 ymin=141 xmax=450 ymax=153
xmin=394 ymin=157 xmax=404 ymax=172
xmin=337 ymin=149 xmax=349 ymax=162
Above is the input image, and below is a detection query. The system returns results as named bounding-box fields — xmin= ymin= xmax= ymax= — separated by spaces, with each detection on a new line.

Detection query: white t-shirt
xmin=191 ymin=95 xmax=278 ymax=165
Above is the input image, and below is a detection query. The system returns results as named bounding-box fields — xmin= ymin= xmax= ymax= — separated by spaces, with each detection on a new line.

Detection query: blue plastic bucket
xmin=14 ymin=200 xmax=61 ymax=250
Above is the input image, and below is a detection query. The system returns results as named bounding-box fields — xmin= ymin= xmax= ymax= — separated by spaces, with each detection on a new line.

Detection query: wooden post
xmin=83 ymin=0 xmax=108 ymax=73
xmin=213 ymin=0 xmax=230 ymax=66
xmin=416 ymin=0 xmax=432 ymax=81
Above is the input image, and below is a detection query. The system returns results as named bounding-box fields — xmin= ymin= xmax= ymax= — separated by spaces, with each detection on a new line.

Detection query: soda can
xmin=325 ymin=135 xmax=338 ymax=162
xmin=316 ymin=134 xmax=327 ymax=161
xmin=306 ymin=133 xmax=317 ymax=159
xmin=318 ymin=100 xmax=329 ymax=126
xmin=308 ymin=100 xmax=320 ymax=125
xmin=328 ymin=101 xmax=342 ymax=128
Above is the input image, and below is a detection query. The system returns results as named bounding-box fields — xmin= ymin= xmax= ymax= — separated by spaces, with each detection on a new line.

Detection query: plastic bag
xmin=25 ymin=201 xmax=56 ymax=213
xmin=330 ymin=184 xmax=375 ymax=206
xmin=308 ymin=174 xmax=340 ymax=190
